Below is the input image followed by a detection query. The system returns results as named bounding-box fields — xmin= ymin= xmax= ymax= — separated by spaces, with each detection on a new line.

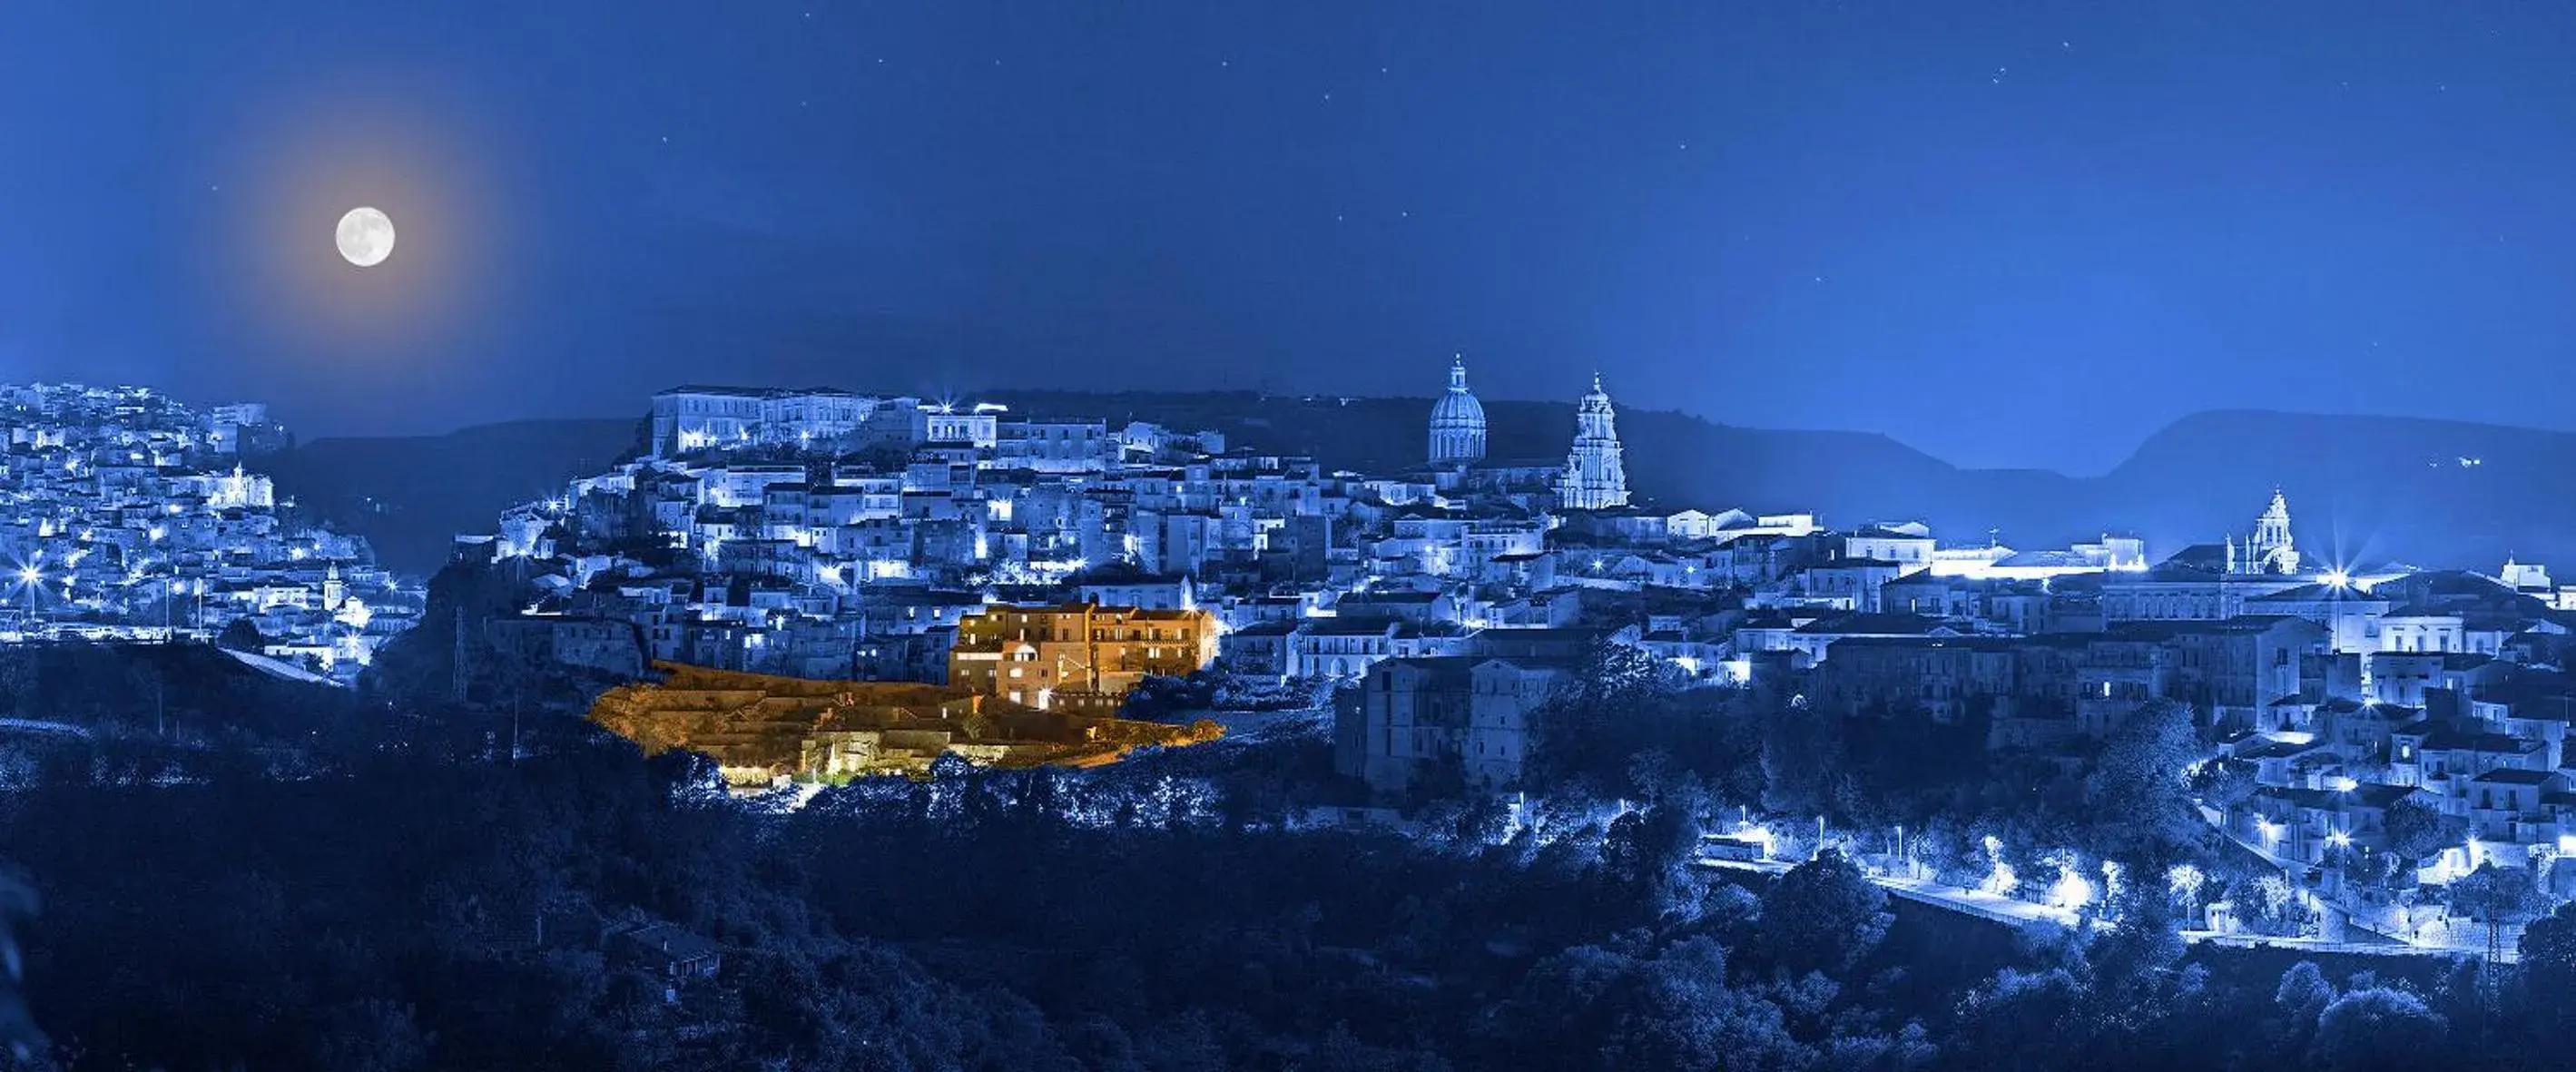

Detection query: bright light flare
xmin=2050 ymin=869 xmax=2096 ymax=910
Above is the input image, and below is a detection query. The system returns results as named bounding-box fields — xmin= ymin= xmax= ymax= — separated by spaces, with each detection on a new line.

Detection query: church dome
xmin=1431 ymin=378 xmax=1486 ymax=428
xmin=1427 ymin=357 xmax=1488 ymax=465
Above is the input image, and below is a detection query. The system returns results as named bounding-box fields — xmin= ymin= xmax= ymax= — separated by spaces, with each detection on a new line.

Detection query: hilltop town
xmin=14 ymin=370 xmax=2576 ymax=1067
xmin=0 ymin=383 xmax=421 ymax=682
xmin=427 ymin=361 xmax=2576 ymax=960
xmin=12 ymin=367 xmax=2576 ymax=1013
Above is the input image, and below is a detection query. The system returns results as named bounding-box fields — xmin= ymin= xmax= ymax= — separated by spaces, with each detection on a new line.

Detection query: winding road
xmin=1697 ymin=854 xmax=2458 ymax=961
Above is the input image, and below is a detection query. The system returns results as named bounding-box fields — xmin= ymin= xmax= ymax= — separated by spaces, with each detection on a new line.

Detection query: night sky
xmin=5 ymin=2 xmax=2575 ymax=474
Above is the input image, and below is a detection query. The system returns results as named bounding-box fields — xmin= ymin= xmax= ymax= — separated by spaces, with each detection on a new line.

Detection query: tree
xmin=1759 ymin=693 xmax=1840 ymax=817
xmin=1951 ymin=967 xmax=2086 ymax=1072
xmin=0 ymin=658 xmax=29 ymax=721
xmin=1603 ymin=806 xmax=1700 ymax=913
xmin=1601 ymin=937 xmax=1811 ymax=1072
xmin=2083 ymin=880 xmax=2188 ymax=1012
xmin=2383 ymin=798 xmax=2450 ymax=862
xmin=2450 ymin=863 xmax=2544 ymax=962
xmin=1759 ymin=849 xmax=1892 ymax=976
xmin=2082 ymin=700 xmax=2197 ymax=859
xmin=2519 ymin=900 xmax=2576 ymax=1032
xmin=216 ymin=618 xmax=267 ymax=652
xmin=0 ymin=869 xmax=40 ymax=1067
xmin=2271 ymin=961 xmax=2335 ymax=1058
xmin=311 ymin=998 xmax=432 ymax=1072
xmin=2309 ymin=987 xmax=2446 ymax=1072
xmin=2449 ymin=863 xmax=2542 ymax=925
xmin=1531 ymin=642 xmax=1682 ymax=785
xmin=2188 ymin=759 xmax=2257 ymax=811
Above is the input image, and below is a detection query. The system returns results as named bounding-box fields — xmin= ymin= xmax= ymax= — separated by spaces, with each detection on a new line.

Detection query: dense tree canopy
xmin=0 ymin=645 xmax=2562 ymax=1070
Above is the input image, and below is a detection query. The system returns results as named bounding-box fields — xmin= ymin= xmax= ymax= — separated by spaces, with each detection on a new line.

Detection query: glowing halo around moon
xmin=213 ymin=75 xmax=518 ymax=383
xmin=335 ymin=206 xmax=396 ymax=267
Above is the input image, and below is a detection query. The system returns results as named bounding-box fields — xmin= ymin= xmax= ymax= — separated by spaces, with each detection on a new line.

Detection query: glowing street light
xmin=2327 ymin=831 xmax=2353 ymax=849
xmin=13 ymin=562 xmax=39 ymax=623
xmin=2324 ymin=567 xmax=2351 ymax=590
xmin=1738 ymin=822 xmax=1777 ymax=861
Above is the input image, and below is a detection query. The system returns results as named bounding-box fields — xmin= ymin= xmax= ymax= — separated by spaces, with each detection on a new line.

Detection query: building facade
xmin=947 ymin=604 xmax=1219 ymax=710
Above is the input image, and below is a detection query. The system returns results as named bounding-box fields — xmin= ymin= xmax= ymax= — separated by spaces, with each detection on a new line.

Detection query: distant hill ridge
xmin=262 ymin=393 xmax=2570 ymax=576
xmin=263 ymin=418 xmax=641 ymax=575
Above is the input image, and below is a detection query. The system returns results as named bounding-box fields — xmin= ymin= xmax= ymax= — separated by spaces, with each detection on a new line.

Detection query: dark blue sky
xmin=5 ymin=2 xmax=2574 ymax=473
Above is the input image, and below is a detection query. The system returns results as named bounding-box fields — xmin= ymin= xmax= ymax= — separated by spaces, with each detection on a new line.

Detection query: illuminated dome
xmin=1428 ymin=356 xmax=1488 ymax=465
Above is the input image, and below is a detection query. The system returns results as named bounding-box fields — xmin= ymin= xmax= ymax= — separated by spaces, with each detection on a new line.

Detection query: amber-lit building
xmin=588 ymin=663 xmax=1221 ymax=785
xmin=949 ymin=604 xmax=1221 ymax=712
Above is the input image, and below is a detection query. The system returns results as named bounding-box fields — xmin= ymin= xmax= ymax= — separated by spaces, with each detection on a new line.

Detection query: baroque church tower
xmin=2236 ymin=487 xmax=2300 ymax=575
xmin=1558 ymin=374 xmax=1629 ymax=510
xmin=1426 ymin=355 xmax=1488 ymax=466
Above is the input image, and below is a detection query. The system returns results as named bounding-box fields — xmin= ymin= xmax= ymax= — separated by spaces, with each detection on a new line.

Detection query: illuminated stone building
xmin=2234 ymin=488 xmax=2301 ymax=575
xmin=947 ymin=604 xmax=1221 ymax=711
xmin=2099 ymin=490 xmax=2320 ymax=622
xmin=649 ymin=385 xmax=898 ymax=457
xmin=1426 ymin=356 xmax=1488 ymax=466
xmin=1338 ymin=654 xmax=1575 ymax=792
xmin=587 ymin=663 xmax=1220 ymax=783
xmin=1557 ymin=374 xmax=1629 ymax=511
xmin=651 ymin=387 xmax=766 ymax=456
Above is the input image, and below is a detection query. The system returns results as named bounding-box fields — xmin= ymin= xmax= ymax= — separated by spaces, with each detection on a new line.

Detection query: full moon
xmin=335 ymin=206 xmax=396 ymax=267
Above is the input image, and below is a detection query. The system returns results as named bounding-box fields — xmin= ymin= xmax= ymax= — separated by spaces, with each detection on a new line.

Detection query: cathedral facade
xmin=1558 ymin=374 xmax=1629 ymax=510
xmin=1426 ymin=356 xmax=1488 ymax=466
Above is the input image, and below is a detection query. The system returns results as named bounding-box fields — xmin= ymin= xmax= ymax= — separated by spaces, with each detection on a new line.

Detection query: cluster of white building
xmin=475 ymin=368 xmax=2213 ymax=790
xmin=0 ymin=384 xmax=422 ymax=681
xmin=474 ymin=371 xmax=2576 ymax=920
xmin=1727 ymin=486 xmax=2576 ymax=946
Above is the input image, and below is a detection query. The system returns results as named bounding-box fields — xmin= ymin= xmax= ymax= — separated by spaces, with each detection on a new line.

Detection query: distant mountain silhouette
xmin=266 ymin=393 xmax=2567 ymax=576
xmin=992 ymin=393 xmax=2554 ymax=569
xmin=263 ymin=418 xmax=641 ymax=575
xmin=2082 ymin=408 xmax=2556 ymax=572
